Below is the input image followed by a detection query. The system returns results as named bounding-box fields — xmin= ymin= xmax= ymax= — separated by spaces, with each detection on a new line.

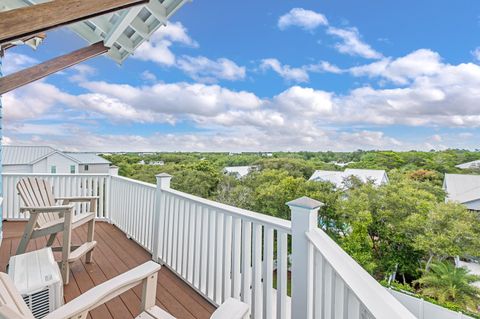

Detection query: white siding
xmin=33 ymin=153 xmax=78 ymax=174
xmin=78 ymin=163 xmax=110 ymax=174
xmin=2 ymin=165 xmax=32 ymax=173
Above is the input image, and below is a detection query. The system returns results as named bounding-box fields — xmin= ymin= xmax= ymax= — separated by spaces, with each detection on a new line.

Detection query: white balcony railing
xmin=2 ymin=173 xmax=110 ymax=220
xmin=1 ymin=172 xmax=419 ymax=319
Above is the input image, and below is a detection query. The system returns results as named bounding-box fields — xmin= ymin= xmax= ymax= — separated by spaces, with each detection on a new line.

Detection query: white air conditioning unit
xmin=8 ymin=247 xmax=64 ymax=319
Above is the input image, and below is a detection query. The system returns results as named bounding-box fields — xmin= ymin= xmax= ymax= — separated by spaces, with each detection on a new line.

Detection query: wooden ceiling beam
xmin=0 ymin=42 xmax=108 ymax=95
xmin=0 ymin=0 xmax=149 ymax=45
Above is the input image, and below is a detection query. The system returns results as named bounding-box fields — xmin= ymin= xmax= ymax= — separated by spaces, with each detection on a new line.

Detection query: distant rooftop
xmin=456 ymin=160 xmax=480 ymax=170
xmin=309 ymin=168 xmax=388 ymax=188
xmin=444 ymin=173 xmax=480 ymax=205
xmin=2 ymin=145 xmax=56 ymax=165
xmin=224 ymin=166 xmax=257 ymax=178
xmin=2 ymin=145 xmax=110 ymax=165
xmin=65 ymin=152 xmax=111 ymax=164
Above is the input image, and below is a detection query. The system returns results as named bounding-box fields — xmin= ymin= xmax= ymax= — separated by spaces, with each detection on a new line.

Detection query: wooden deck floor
xmin=1 ymin=221 xmax=216 ymax=319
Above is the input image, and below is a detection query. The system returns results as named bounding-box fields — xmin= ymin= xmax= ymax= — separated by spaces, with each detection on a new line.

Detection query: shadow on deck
xmin=1 ymin=221 xmax=215 ymax=319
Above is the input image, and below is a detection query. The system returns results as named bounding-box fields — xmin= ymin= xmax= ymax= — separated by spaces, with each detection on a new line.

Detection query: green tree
xmin=408 ymin=202 xmax=480 ymax=270
xmin=414 ymin=262 xmax=480 ymax=310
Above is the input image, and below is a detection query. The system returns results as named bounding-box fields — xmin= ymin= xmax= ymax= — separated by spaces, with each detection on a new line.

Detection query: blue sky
xmin=2 ymin=1 xmax=480 ymax=151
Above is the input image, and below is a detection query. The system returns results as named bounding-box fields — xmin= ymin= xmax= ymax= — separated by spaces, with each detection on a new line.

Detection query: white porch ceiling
xmin=0 ymin=0 xmax=189 ymax=63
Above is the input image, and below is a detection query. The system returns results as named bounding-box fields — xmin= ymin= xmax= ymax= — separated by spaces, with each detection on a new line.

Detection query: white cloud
xmin=177 ymin=56 xmax=246 ymax=82
xmin=134 ymin=22 xmax=246 ymax=82
xmin=278 ymin=8 xmax=328 ymax=31
xmin=2 ymin=52 xmax=37 ymax=74
xmin=306 ymin=61 xmax=344 ymax=74
xmin=134 ymin=22 xmax=198 ymax=66
xmin=430 ymin=134 xmax=442 ymax=142
xmin=78 ymin=81 xmax=263 ymax=123
xmin=472 ymin=47 xmax=480 ymax=61
xmin=3 ymin=82 xmax=78 ymax=121
xmin=260 ymin=59 xmax=309 ymax=82
xmin=350 ymin=49 xmax=442 ymax=84
xmin=327 ymin=27 xmax=382 ymax=59
xmin=7 ymin=48 xmax=480 ymax=151
xmin=141 ymin=70 xmax=157 ymax=82
xmin=273 ymin=86 xmax=333 ymax=116
xmin=260 ymin=59 xmax=342 ymax=82
xmin=69 ymin=64 xmax=97 ymax=82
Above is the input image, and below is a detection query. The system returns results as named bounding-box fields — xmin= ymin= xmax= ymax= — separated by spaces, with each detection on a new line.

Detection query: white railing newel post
xmin=287 ymin=196 xmax=323 ymax=319
xmin=152 ymin=173 xmax=172 ymax=262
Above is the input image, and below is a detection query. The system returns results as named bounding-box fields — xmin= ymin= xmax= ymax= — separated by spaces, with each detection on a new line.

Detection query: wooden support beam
xmin=0 ymin=0 xmax=149 ymax=45
xmin=0 ymin=42 xmax=108 ymax=95
xmin=0 ymin=33 xmax=47 ymax=56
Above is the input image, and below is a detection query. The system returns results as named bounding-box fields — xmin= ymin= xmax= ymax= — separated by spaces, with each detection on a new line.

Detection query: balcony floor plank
xmin=1 ymin=221 xmax=215 ymax=319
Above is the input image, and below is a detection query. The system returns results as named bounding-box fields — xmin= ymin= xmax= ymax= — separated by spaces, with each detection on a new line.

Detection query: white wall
xmin=388 ymin=289 xmax=474 ymax=319
xmin=2 ymin=165 xmax=31 ymax=173
xmin=33 ymin=153 xmax=78 ymax=174
xmin=78 ymin=163 xmax=109 ymax=174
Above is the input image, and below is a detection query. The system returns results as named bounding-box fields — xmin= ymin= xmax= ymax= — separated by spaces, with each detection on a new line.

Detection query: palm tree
xmin=414 ymin=261 xmax=480 ymax=310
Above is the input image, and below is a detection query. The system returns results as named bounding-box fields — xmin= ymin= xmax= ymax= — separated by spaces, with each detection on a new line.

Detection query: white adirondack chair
xmin=0 ymin=261 xmax=249 ymax=319
xmin=15 ymin=177 xmax=98 ymax=284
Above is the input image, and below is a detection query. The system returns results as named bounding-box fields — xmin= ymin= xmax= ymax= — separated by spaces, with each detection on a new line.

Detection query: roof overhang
xmin=0 ymin=0 xmax=189 ymax=63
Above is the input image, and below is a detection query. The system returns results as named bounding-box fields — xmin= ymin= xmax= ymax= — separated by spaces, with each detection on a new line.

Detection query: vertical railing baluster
xmin=263 ymin=226 xmax=274 ymax=319
xmin=252 ymin=223 xmax=263 ymax=318
xmin=232 ymin=217 xmax=242 ymax=299
xmin=222 ymin=214 xmax=233 ymax=302
xmin=276 ymin=231 xmax=288 ymax=319
xmin=241 ymin=220 xmax=252 ymax=310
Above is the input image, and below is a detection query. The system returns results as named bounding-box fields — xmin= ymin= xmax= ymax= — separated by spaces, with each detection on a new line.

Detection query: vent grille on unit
xmin=22 ymin=288 xmax=50 ymax=319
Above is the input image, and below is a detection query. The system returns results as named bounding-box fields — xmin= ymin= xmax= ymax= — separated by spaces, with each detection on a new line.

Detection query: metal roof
xmin=2 ymin=145 xmax=56 ymax=165
xmin=2 ymin=146 xmax=110 ymax=165
xmin=65 ymin=152 xmax=111 ymax=164
xmin=224 ymin=166 xmax=257 ymax=178
xmin=309 ymin=169 xmax=388 ymax=188
xmin=455 ymin=160 xmax=480 ymax=169
xmin=444 ymin=173 xmax=480 ymax=204
xmin=0 ymin=0 xmax=189 ymax=63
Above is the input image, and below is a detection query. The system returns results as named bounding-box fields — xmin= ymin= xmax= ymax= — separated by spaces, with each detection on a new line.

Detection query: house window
xmin=84 ymin=165 xmax=89 ymax=171
xmin=70 ymin=165 xmax=76 ymax=174
xmin=50 ymin=166 xmax=56 ymax=174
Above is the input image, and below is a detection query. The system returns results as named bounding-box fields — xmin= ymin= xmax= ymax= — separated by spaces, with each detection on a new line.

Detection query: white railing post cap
xmin=156 ymin=173 xmax=172 ymax=189
xmin=155 ymin=173 xmax=172 ymax=179
xmin=286 ymin=196 xmax=324 ymax=210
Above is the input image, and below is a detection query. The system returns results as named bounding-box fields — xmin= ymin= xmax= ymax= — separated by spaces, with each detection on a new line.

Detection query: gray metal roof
xmin=65 ymin=152 xmax=111 ymax=164
xmin=2 ymin=146 xmax=110 ymax=165
xmin=0 ymin=0 xmax=189 ymax=63
xmin=444 ymin=173 xmax=480 ymax=204
xmin=455 ymin=160 xmax=480 ymax=170
xmin=2 ymin=145 xmax=56 ymax=165
xmin=309 ymin=169 xmax=388 ymax=187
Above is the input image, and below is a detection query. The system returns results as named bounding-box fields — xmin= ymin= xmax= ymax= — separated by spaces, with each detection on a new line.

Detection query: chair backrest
xmin=17 ymin=178 xmax=59 ymax=228
xmin=0 ymin=273 xmax=34 ymax=319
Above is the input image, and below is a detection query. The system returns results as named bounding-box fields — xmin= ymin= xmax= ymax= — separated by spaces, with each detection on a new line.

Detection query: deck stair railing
xmin=1 ymin=172 xmax=417 ymax=319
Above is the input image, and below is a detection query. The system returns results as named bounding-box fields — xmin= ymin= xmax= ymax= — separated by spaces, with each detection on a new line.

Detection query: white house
xmin=309 ymin=168 xmax=389 ymax=188
xmin=224 ymin=166 xmax=257 ymax=178
xmin=2 ymin=146 xmax=111 ymax=174
xmin=443 ymin=173 xmax=480 ymax=211
xmin=456 ymin=160 xmax=480 ymax=170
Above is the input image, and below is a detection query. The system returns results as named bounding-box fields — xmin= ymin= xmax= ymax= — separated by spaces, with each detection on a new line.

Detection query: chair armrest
xmin=44 ymin=261 xmax=161 ymax=319
xmin=211 ymin=298 xmax=249 ymax=319
xmin=55 ymin=196 xmax=99 ymax=203
xmin=20 ymin=204 xmax=75 ymax=213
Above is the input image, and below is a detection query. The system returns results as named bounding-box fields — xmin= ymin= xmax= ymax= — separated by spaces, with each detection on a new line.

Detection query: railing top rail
xmin=307 ymin=229 xmax=416 ymax=319
xmin=2 ymin=173 xmax=110 ymax=177
xmin=164 ymin=188 xmax=292 ymax=233
xmin=110 ymin=175 xmax=156 ymax=189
